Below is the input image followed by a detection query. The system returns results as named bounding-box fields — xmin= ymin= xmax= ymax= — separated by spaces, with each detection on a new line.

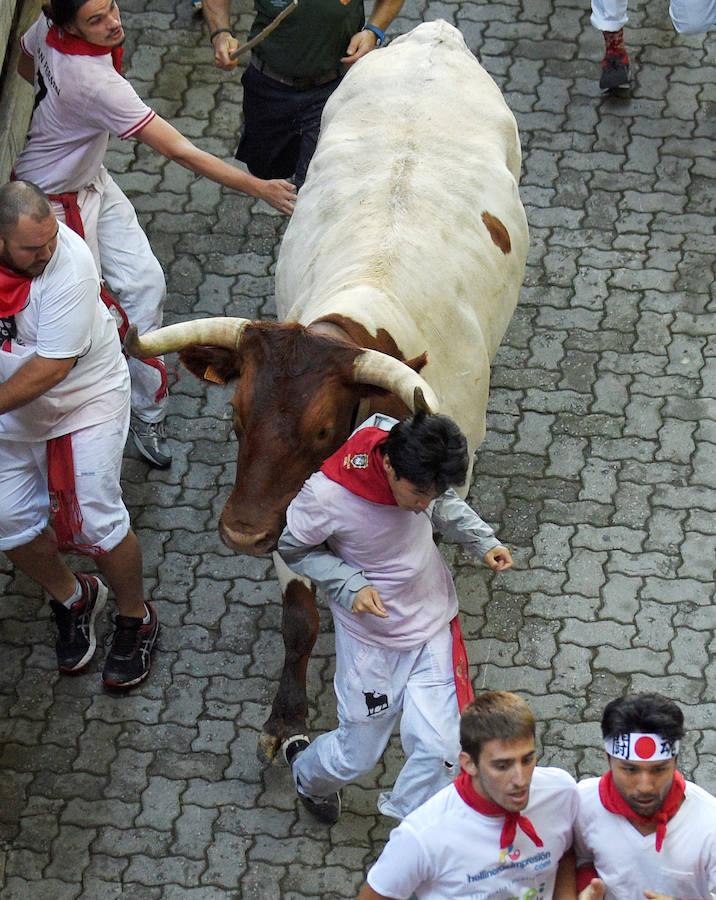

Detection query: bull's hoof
xmin=257 ymin=730 xmax=282 ymax=765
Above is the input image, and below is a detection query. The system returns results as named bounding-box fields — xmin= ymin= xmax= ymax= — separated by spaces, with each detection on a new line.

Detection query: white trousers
xmin=50 ymin=168 xmax=167 ymax=423
xmin=591 ymin=0 xmax=716 ymax=33
xmin=0 ymin=400 xmax=131 ymax=553
xmin=292 ymin=619 xmax=460 ymax=820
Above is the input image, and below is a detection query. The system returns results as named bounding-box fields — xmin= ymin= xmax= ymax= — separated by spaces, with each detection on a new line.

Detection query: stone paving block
xmin=62 ymin=798 xmax=138 ymax=829
xmin=595 ymin=645 xmax=671 ymax=676
xmin=630 ymin=672 xmax=705 ymax=705
xmin=45 ymin=825 xmax=96 ymax=881
xmin=1 ymin=877 xmax=81 ymax=899
xmin=163 ymin=888 xmax=234 ymax=900
xmin=124 ymin=855 xmax=205 ymax=888
xmin=136 ymin=776 xmax=186 ymax=831
xmin=550 ymin=643 xmax=593 ymax=694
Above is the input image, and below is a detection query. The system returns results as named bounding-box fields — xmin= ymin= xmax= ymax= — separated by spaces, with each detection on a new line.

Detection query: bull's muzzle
xmin=219 ymin=520 xmax=276 ymax=556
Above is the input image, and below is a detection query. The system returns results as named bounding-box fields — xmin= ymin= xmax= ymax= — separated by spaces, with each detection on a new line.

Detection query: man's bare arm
xmin=357 ymin=883 xmax=394 ymax=900
xmin=202 ymin=0 xmax=241 ymax=70
xmin=135 ymin=116 xmax=295 ymax=214
xmin=17 ymin=46 xmax=35 ymax=84
xmin=0 ymin=356 xmax=76 ymax=415
xmin=342 ymin=0 xmax=404 ymax=65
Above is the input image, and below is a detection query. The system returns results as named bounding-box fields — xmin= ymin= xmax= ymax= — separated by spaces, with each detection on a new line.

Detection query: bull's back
xmin=276 ymin=20 xmax=528 ymax=452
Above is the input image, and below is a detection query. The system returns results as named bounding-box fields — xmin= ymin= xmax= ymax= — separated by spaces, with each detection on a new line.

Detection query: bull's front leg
xmin=258 ymin=552 xmax=320 ymax=764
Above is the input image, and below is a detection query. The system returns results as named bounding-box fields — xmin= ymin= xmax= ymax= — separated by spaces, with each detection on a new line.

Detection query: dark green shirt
xmin=251 ymin=0 xmax=365 ymax=79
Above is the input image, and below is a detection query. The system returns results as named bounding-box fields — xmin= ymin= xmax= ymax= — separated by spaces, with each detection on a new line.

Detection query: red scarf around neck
xmin=0 ymin=266 xmax=32 ymax=319
xmin=598 ymin=769 xmax=686 ymax=852
xmin=454 ymin=770 xmax=544 ymax=850
xmin=321 ymin=427 xmax=396 ymax=505
xmin=46 ymin=24 xmax=124 ymax=73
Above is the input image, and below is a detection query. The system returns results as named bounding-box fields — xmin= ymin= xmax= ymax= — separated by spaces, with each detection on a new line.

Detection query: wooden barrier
xmin=0 ymin=0 xmax=42 ymax=183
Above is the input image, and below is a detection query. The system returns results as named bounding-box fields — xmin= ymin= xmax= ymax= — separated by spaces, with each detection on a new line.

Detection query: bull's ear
xmin=404 ymin=351 xmax=428 ymax=373
xmin=179 ymin=346 xmax=241 ymax=384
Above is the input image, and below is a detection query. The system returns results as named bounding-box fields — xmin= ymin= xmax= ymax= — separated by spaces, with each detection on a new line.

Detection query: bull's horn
xmin=124 ymin=318 xmax=252 ymax=358
xmin=352 ymin=349 xmax=440 ymax=413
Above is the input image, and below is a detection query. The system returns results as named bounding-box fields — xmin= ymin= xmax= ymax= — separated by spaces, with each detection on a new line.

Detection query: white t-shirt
xmin=574 ymin=776 xmax=716 ymax=900
xmin=0 ymin=223 xmax=129 ymax=442
xmin=286 ymin=468 xmax=459 ymax=650
xmin=15 ymin=14 xmax=155 ymax=193
xmin=367 ymin=767 xmax=578 ymax=899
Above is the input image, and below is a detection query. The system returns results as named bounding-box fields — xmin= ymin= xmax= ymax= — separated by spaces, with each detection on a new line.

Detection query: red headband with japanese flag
xmin=604 ymin=733 xmax=680 ymax=762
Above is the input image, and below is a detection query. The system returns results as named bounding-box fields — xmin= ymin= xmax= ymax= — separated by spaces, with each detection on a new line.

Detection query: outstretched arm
xmin=342 ymin=0 xmax=405 ymax=65
xmin=431 ymin=488 xmax=513 ymax=571
xmin=135 ymin=115 xmax=296 ymax=214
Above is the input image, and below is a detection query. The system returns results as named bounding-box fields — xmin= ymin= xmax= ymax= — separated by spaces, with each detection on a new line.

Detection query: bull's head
xmin=126 ymin=318 xmax=438 ymax=555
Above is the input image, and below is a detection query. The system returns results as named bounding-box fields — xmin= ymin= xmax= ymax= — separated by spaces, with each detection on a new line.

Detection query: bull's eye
xmin=316 ymin=428 xmax=329 ymax=441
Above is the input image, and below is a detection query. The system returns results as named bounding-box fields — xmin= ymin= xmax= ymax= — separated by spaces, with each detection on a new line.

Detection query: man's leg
xmin=69 ymin=404 xmax=159 ymax=689
xmin=92 ymin=170 xmax=171 ymax=467
xmin=286 ymin=621 xmax=407 ymax=822
xmin=669 ymin=0 xmax=716 ymax=32
xmin=236 ymin=65 xmax=302 ymax=180
xmin=378 ymin=625 xmax=460 ymax=820
xmin=95 ymin=531 xmax=145 ymax=619
xmin=590 ymin=0 xmax=630 ymax=91
xmin=0 ymin=439 xmax=107 ymax=673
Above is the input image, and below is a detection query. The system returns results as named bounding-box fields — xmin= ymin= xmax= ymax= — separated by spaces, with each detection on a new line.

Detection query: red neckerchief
xmin=454 ymin=771 xmax=544 ymax=850
xmin=0 ymin=265 xmax=32 ymax=318
xmin=598 ymin=769 xmax=686 ymax=852
xmin=46 ymin=24 xmax=124 ymax=73
xmin=320 ymin=427 xmax=396 ymax=505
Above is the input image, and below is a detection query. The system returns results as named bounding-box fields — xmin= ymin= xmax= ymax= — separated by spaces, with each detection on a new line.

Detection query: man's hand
xmin=352 ymin=586 xmax=389 ymax=618
xmin=211 ymin=32 xmax=240 ymax=70
xmin=643 ymin=892 xmax=675 ymax=899
xmin=483 ymin=545 xmax=513 ymax=572
xmin=341 ymin=29 xmax=378 ymax=66
xmin=579 ymin=879 xmax=606 ymax=900
xmin=256 ymin=179 xmax=297 ymax=215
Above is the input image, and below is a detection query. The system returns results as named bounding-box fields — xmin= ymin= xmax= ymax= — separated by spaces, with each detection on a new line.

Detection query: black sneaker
xmin=282 ymin=735 xmax=342 ymax=826
xmin=599 ymin=55 xmax=630 ymax=92
xmin=50 ymin=574 xmax=108 ymax=673
xmin=129 ymin=418 xmax=172 ymax=469
xmin=102 ymin=601 xmax=159 ymax=690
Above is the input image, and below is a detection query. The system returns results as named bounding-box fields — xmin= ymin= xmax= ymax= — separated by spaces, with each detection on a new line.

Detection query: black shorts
xmin=236 ymin=64 xmax=342 ymax=187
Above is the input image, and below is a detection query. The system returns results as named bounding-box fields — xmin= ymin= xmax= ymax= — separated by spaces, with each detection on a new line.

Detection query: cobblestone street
xmin=1 ymin=0 xmax=714 ymax=896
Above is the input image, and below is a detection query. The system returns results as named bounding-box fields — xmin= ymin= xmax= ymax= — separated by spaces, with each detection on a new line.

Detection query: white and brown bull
xmin=126 ymin=20 xmax=528 ymax=760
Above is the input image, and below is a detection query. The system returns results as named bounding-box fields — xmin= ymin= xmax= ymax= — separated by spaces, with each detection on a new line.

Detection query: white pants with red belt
xmin=0 ymin=400 xmax=131 ymax=553
xmin=50 ymin=167 xmax=167 ymax=424
xmin=591 ymin=0 xmax=716 ymax=33
xmin=292 ymin=619 xmax=460 ymax=820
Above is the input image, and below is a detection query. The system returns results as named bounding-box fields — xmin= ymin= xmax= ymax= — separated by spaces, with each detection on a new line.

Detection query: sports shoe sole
xmin=129 ymin=426 xmax=172 ymax=469
xmin=59 ymin=579 xmax=109 ymax=673
xmin=103 ymin=623 xmax=160 ymax=690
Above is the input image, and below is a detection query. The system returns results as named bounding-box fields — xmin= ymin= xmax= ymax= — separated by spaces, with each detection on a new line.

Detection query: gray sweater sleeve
xmin=277 ymin=525 xmax=371 ymax=611
xmin=430 ymin=488 xmax=501 ymax=562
